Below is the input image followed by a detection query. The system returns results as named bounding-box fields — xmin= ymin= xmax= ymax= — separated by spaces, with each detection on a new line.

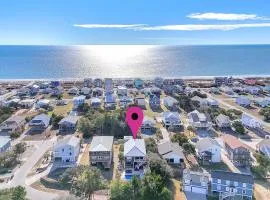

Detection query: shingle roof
xmin=89 ymin=136 xmax=114 ymax=152
xmin=59 ymin=116 xmax=79 ymax=125
xmin=56 ymin=136 xmax=80 ymax=148
xmin=211 ymin=170 xmax=254 ymax=184
xmin=30 ymin=114 xmax=50 ymax=127
xmin=221 ymin=135 xmax=247 ymax=149
xmin=196 ymin=137 xmax=220 ymax=151
xmin=158 ymin=141 xmax=184 ymax=158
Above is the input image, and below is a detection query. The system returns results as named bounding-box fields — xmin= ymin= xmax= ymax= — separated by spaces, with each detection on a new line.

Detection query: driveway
xmin=0 ymin=137 xmax=59 ymax=200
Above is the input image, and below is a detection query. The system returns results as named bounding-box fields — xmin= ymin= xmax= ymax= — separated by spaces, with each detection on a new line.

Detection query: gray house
xmin=29 ymin=114 xmax=50 ymax=132
xmin=211 ymin=170 xmax=254 ymax=200
xmin=222 ymin=135 xmax=251 ymax=166
xmin=58 ymin=116 xmax=79 ymax=133
xmin=0 ymin=116 xmax=25 ymax=136
xmin=158 ymin=140 xmax=184 ymax=165
xmin=89 ymin=136 xmax=114 ymax=169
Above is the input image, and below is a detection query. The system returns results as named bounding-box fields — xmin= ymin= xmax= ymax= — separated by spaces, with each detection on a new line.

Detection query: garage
xmin=191 ymin=187 xmax=207 ymax=194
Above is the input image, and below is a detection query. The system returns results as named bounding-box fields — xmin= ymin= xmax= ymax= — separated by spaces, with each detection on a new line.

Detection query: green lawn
xmin=53 ymin=102 xmax=73 ymax=116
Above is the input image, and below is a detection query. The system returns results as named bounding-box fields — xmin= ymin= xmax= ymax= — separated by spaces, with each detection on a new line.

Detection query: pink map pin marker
xmin=126 ymin=106 xmax=144 ymax=139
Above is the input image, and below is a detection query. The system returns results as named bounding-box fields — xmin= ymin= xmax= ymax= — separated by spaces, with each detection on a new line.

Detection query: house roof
xmin=257 ymin=139 xmax=270 ymax=157
xmin=163 ymin=112 xmax=180 ymax=121
xmin=91 ymin=97 xmax=101 ymax=103
xmin=188 ymin=110 xmax=207 ymax=122
xmin=55 ymin=136 xmax=80 ymax=149
xmin=135 ymin=94 xmax=145 ymax=99
xmin=211 ymin=170 xmax=254 ymax=184
xmin=142 ymin=116 xmax=156 ymax=126
xmin=59 ymin=116 xmax=79 ymax=125
xmin=164 ymin=96 xmax=178 ymax=103
xmin=89 ymin=136 xmax=114 ymax=152
xmin=73 ymin=95 xmax=86 ymax=101
xmin=221 ymin=135 xmax=247 ymax=149
xmin=30 ymin=114 xmax=50 ymax=127
xmin=0 ymin=136 xmax=11 ymax=148
xmin=196 ymin=137 xmax=220 ymax=152
xmin=3 ymin=115 xmax=25 ymax=125
xmin=183 ymin=169 xmax=209 ymax=184
xmin=158 ymin=141 xmax=184 ymax=158
xmin=216 ymin=114 xmax=230 ymax=123
xmin=124 ymin=139 xmax=146 ymax=157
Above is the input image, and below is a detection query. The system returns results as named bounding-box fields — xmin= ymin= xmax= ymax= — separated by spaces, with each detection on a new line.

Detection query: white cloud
xmin=74 ymin=23 xmax=270 ymax=31
xmin=136 ymin=23 xmax=270 ymax=31
xmin=187 ymin=13 xmax=270 ymax=21
xmin=73 ymin=24 xmax=146 ymax=28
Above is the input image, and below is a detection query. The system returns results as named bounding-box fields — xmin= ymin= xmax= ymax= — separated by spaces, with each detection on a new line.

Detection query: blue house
xmin=149 ymin=94 xmax=160 ymax=109
xmin=104 ymin=94 xmax=116 ymax=110
xmin=134 ymin=78 xmax=144 ymax=89
xmin=211 ymin=170 xmax=254 ymax=200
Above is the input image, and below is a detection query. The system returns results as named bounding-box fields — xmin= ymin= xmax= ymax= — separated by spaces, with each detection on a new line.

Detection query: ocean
xmin=0 ymin=45 xmax=270 ymax=79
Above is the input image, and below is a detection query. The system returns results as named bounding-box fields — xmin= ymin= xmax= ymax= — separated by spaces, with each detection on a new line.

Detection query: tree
xmin=110 ymin=179 xmax=134 ymax=200
xmin=145 ymin=138 xmax=157 ymax=153
xmin=51 ymin=113 xmax=64 ymax=129
xmin=147 ymin=153 xmax=172 ymax=184
xmin=13 ymin=143 xmax=27 ymax=155
xmin=182 ymin=143 xmax=195 ymax=154
xmin=118 ymin=152 xmax=124 ymax=164
xmin=232 ymin=121 xmax=245 ymax=134
xmin=259 ymin=107 xmax=270 ymax=122
xmin=78 ymin=117 xmax=93 ymax=138
xmin=11 ymin=186 xmax=27 ymax=200
xmin=141 ymin=173 xmax=172 ymax=200
xmin=71 ymin=166 xmax=106 ymax=200
xmin=171 ymin=134 xmax=188 ymax=146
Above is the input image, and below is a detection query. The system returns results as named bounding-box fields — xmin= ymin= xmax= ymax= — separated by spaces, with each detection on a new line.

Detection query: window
xmin=226 ymin=180 xmax=230 ymax=185
xmin=226 ymin=187 xmax=229 ymax=192
xmin=217 ymin=185 xmax=221 ymax=190
xmin=234 ymin=182 xmax=238 ymax=186
xmin=243 ymin=183 xmax=246 ymax=188
xmin=217 ymin=179 xmax=221 ymax=184
xmin=242 ymin=189 xmax=246 ymax=194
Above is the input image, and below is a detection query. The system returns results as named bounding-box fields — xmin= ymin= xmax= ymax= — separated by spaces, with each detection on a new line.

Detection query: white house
xmin=72 ymin=95 xmax=86 ymax=109
xmin=236 ymin=96 xmax=250 ymax=107
xmin=90 ymin=97 xmax=101 ymax=108
xmin=80 ymin=87 xmax=91 ymax=96
xmin=245 ymin=86 xmax=260 ymax=95
xmin=241 ymin=114 xmax=263 ymax=130
xmin=162 ymin=112 xmax=182 ymax=129
xmin=158 ymin=140 xmax=184 ymax=164
xmin=54 ymin=136 xmax=80 ymax=163
xmin=215 ymin=114 xmax=231 ymax=128
xmin=188 ymin=110 xmax=212 ymax=129
xmin=254 ymin=97 xmax=270 ymax=108
xmin=68 ymin=87 xmax=79 ymax=95
xmin=141 ymin=117 xmax=156 ymax=134
xmin=195 ymin=137 xmax=221 ymax=164
xmin=191 ymin=96 xmax=208 ymax=109
xmin=163 ymin=96 xmax=179 ymax=110
xmin=117 ymin=86 xmax=128 ymax=96
xmin=20 ymin=99 xmax=36 ymax=108
xmin=58 ymin=116 xmax=79 ymax=133
xmin=36 ymin=99 xmax=50 ymax=108
xmin=206 ymin=98 xmax=219 ymax=107
xmin=183 ymin=169 xmax=209 ymax=195
xmin=134 ymin=94 xmax=146 ymax=107
xmin=124 ymin=139 xmax=147 ymax=177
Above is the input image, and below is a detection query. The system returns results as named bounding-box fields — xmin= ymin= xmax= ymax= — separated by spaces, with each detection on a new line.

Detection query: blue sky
xmin=1 ymin=0 xmax=270 ymax=45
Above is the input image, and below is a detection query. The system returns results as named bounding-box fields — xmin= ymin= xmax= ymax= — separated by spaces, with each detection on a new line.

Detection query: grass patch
xmin=53 ymin=102 xmax=73 ymax=116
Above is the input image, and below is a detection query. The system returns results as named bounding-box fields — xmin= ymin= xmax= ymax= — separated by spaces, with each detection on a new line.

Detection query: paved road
xmin=0 ymin=137 xmax=59 ymax=200
xmin=203 ymin=90 xmax=270 ymax=130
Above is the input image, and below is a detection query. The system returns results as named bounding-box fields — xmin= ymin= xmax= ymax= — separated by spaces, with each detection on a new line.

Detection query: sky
xmin=1 ymin=0 xmax=270 ymax=45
